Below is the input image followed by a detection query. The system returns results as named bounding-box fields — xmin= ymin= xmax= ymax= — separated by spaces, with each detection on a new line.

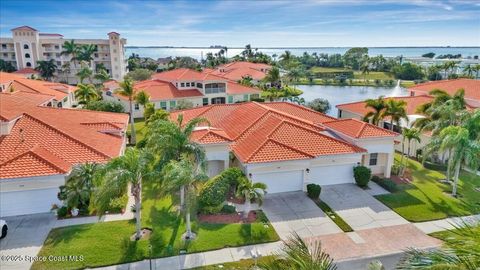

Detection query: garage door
xmin=252 ymin=170 xmax=303 ymax=193
xmin=0 ymin=188 xmax=60 ymax=217
xmin=308 ymin=164 xmax=354 ymax=185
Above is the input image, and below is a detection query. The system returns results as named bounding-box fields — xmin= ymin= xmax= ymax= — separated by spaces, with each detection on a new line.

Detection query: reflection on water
xmin=297 ymin=84 xmax=409 ymax=117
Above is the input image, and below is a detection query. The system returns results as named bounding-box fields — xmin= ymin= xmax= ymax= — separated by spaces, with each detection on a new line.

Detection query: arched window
xmin=26 ymin=62 xmax=32 ymax=67
xmin=25 ymin=53 xmax=30 ymax=58
xmin=23 ymin=44 xmax=29 ymax=49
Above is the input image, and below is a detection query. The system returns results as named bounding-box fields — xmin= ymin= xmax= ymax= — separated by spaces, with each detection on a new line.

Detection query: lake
xmin=296 ymin=84 xmax=409 ymax=117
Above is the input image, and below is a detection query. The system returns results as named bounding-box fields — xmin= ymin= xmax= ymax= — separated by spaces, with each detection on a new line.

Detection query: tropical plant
xmin=263 ymin=66 xmax=281 ymax=87
xmin=162 ymin=156 xmax=207 ymax=239
xmin=463 ymin=64 xmax=474 ymax=78
xmin=400 ymin=127 xmax=421 ymax=176
xmin=94 ymin=69 xmax=111 ymax=83
xmin=360 ymin=56 xmax=370 ymax=82
xmin=116 ymin=78 xmax=137 ymax=144
xmin=0 ymin=59 xmax=17 ymax=72
xmin=125 ymin=68 xmax=153 ymax=81
xmin=261 ymin=86 xmax=283 ymax=102
xmin=307 ymin=98 xmax=331 ymax=114
xmin=286 ymin=68 xmax=304 ymax=88
xmin=236 ymin=176 xmax=267 ymax=219
xmin=382 ymin=99 xmax=407 ymax=131
xmin=61 ymin=40 xmax=80 ymax=67
xmin=84 ymin=100 xmax=125 ymax=113
xmin=76 ymin=65 xmax=94 ymax=84
xmin=238 ymin=75 xmax=254 ymax=87
xmin=258 ymin=233 xmax=337 ymax=270
xmin=353 ymin=166 xmax=371 ymax=188
xmin=77 ymin=44 xmax=98 ymax=64
xmin=134 ymin=90 xmax=150 ymax=110
xmin=94 ymin=148 xmax=156 ymax=240
xmin=145 ymin=108 xmax=169 ymax=125
xmin=75 ymin=84 xmax=99 ymax=104
xmin=363 ymin=96 xmax=386 ymax=125
xmin=473 ymin=64 xmax=480 ymax=79
xmin=59 ymin=163 xmax=100 ymax=212
xmin=35 ymin=59 xmax=57 ymax=81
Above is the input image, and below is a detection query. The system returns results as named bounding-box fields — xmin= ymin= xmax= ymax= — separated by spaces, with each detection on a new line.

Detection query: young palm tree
xmin=35 ymin=59 xmax=57 ymax=81
xmin=145 ymin=114 xmax=207 ymax=208
xmin=363 ymin=96 xmax=386 ymax=126
xmin=264 ymin=66 xmax=281 ymax=88
xmin=382 ymin=99 xmax=407 ymax=131
xmin=94 ymin=148 xmax=156 ymax=240
xmin=76 ymin=65 xmax=94 ymax=84
xmin=259 ymin=233 xmax=337 ymax=270
xmin=287 ymin=68 xmax=304 ymax=88
xmin=116 ymin=78 xmax=137 ymax=144
xmin=360 ymin=57 xmax=370 ymax=82
xmin=236 ymin=176 xmax=267 ymax=219
xmin=262 ymin=86 xmax=283 ymax=102
xmin=75 ymin=84 xmax=99 ymax=104
xmin=162 ymin=156 xmax=207 ymax=239
xmin=473 ymin=64 xmax=480 ymax=79
xmin=134 ymin=90 xmax=150 ymax=110
xmin=94 ymin=69 xmax=111 ymax=83
xmin=400 ymin=128 xmax=421 ymax=177
xmin=78 ymin=44 xmax=98 ymax=65
xmin=62 ymin=163 xmax=101 ymax=211
xmin=61 ymin=40 xmax=80 ymax=68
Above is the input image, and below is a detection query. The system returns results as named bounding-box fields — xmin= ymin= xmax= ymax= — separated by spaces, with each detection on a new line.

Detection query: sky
xmin=1 ymin=0 xmax=479 ymax=47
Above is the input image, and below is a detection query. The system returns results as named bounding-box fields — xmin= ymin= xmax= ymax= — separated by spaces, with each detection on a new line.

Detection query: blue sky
xmin=1 ymin=0 xmax=479 ymax=47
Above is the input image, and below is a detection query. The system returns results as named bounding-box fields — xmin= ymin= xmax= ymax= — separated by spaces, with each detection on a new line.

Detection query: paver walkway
xmin=321 ymin=184 xmax=409 ymax=230
xmin=262 ymin=191 xmax=342 ymax=240
xmin=414 ymin=214 xmax=480 ymax=234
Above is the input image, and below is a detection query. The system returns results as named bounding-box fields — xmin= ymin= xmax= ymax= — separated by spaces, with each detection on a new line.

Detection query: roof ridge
xmin=0 ymin=147 xmax=68 ymax=174
xmin=22 ymin=113 xmax=112 ymax=159
xmin=244 ymin=118 xmax=284 ymax=162
xmin=269 ymin=138 xmax=315 ymax=158
xmin=232 ymin=109 xmax=270 ymax=140
xmin=356 ymin=121 xmax=367 ymax=138
xmin=30 ymin=145 xmax=71 ymax=173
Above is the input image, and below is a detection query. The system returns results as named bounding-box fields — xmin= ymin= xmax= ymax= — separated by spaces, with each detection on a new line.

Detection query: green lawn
xmin=310 ymin=66 xmax=349 ymax=73
xmin=314 ymin=200 xmax=353 ymax=232
xmin=129 ymin=118 xmax=147 ymax=142
xmin=33 ymin=182 xmax=279 ymax=270
xmin=376 ymin=154 xmax=480 ymax=222
xmin=353 ymin=71 xmax=394 ymax=80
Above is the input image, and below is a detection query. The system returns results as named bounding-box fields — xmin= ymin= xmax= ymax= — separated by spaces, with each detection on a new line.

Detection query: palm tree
xmin=400 ymin=128 xmax=421 ymax=177
xmin=94 ymin=69 xmax=111 ymax=83
xmin=472 ymin=64 xmax=480 ymax=79
xmin=236 ymin=176 xmax=267 ymax=219
xmin=463 ymin=64 xmax=474 ymax=78
xmin=264 ymin=66 xmax=281 ymax=88
xmin=286 ymin=68 xmax=304 ymax=88
xmin=162 ymin=156 xmax=207 ymax=239
xmin=363 ymin=96 xmax=386 ymax=126
xmin=61 ymin=40 xmax=80 ymax=68
xmin=262 ymin=86 xmax=283 ymax=102
xmin=134 ymin=90 xmax=150 ymax=111
xmin=279 ymin=50 xmax=292 ymax=67
xmin=78 ymin=44 xmax=98 ymax=66
xmin=75 ymin=84 xmax=99 ymax=104
xmin=360 ymin=56 xmax=370 ymax=82
xmin=35 ymin=59 xmax=57 ymax=81
xmin=259 ymin=233 xmax=337 ymax=270
xmin=94 ymin=148 xmax=157 ymax=240
xmin=76 ymin=65 xmax=93 ymax=84
xmin=62 ymin=162 xmax=100 ymax=210
xmin=145 ymin=114 xmax=207 ymax=209
xmin=116 ymin=78 xmax=137 ymax=144
xmin=382 ymin=99 xmax=407 ymax=131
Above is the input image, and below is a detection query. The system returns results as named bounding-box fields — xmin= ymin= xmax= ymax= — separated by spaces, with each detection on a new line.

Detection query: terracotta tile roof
xmin=207 ymin=62 xmax=271 ymax=81
xmin=323 ymin=118 xmax=398 ymax=138
xmin=0 ymin=93 xmax=129 ymax=179
xmin=226 ymin=81 xmax=261 ymax=95
xmin=0 ymin=92 xmax=54 ymax=120
xmin=190 ymin=127 xmax=231 ymax=144
xmin=13 ymin=68 xmax=40 ymax=75
xmin=336 ymin=95 xmax=434 ymax=116
xmin=409 ymin=79 xmax=480 ymax=104
xmin=126 ymin=79 xmax=203 ymax=101
xmin=171 ymin=102 xmax=367 ymax=163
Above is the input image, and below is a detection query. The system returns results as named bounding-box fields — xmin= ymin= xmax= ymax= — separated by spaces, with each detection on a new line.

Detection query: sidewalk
xmin=94 ymin=241 xmax=282 ymax=270
xmin=414 ymin=214 xmax=480 ymax=234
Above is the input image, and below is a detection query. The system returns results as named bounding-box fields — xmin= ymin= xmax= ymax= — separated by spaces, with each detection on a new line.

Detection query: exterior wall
xmin=203 ymin=144 xmax=230 ymax=177
xmin=395 ymin=132 xmax=431 ymax=157
xmin=0 ymin=174 xmax=65 ymax=192
xmin=338 ymin=109 xmax=362 ymax=120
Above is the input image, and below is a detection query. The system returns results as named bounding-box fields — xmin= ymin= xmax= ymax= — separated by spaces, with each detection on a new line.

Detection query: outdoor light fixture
xmin=248 ymin=173 xmax=252 ymax=178
xmin=306 ymin=168 xmax=310 ymax=173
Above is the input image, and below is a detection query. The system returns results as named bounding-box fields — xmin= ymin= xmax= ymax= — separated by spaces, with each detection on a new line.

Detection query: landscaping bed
xmin=313 ymin=199 xmax=353 ymax=232
xmin=198 ymin=210 xmax=259 ymax=224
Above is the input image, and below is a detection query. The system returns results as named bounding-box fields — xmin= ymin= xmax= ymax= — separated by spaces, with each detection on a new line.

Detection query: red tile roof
xmin=0 ymin=91 xmax=54 ymax=121
xmin=208 ymin=61 xmax=271 ymax=81
xmin=323 ymin=118 xmax=398 ymax=138
xmin=409 ymin=79 xmax=480 ymax=104
xmin=190 ymin=127 xmax=231 ymax=144
xmin=171 ymin=102 xmax=367 ymax=163
xmin=13 ymin=68 xmax=40 ymax=75
xmin=336 ymin=95 xmax=434 ymax=116
xmin=0 ymin=93 xmax=129 ymax=179
xmin=116 ymin=79 xmax=204 ymax=101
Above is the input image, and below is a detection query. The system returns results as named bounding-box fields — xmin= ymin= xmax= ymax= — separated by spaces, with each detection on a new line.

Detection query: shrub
xmin=221 ymin=167 xmax=244 ymax=186
xmin=57 ymin=206 xmax=68 ymax=218
xmin=108 ymin=193 xmax=128 ymax=213
xmin=353 ymin=166 xmax=371 ymax=188
xmin=424 ymin=161 xmax=448 ymax=172
xmin=221 ymin=204 xmax=236 ymax=214
xmin=198 ymin=168 xmax=245 ymax=213
xmin=84 ymin=100 xmax=125 ymax=113
xmin=371 ymin=176 xmax=398 ymax=192
xmin=306 ymin=184 xmax=321 ymax=199
xmin=201 ymin=204 xmax=224 ymax=214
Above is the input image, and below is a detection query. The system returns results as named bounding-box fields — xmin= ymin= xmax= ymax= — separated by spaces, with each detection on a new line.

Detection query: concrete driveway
xmin=321 ymin=184 xmax=409 ymax=230
xmin=262 ymin=191 xmax=342 ymax=240
xmin=0 ymin=213 xmax=55 ymax=270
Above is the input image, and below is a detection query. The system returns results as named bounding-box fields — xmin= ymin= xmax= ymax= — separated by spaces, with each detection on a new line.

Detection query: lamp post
xmin=149 ymin=244 xmax=153 ymax=270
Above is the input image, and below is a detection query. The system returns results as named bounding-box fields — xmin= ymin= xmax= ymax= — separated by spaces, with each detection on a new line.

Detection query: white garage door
xmin=0 ymin=188 xmax=59 ymax=217
xmin=253 ymin=170 xmax=303 ymax=193
xmin=308 ymin=164 xmax=354 ymax=185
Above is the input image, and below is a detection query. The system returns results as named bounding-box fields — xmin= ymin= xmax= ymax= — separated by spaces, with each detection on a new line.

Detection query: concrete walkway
xmin=414 ymin=214 xmax=480 ymax=234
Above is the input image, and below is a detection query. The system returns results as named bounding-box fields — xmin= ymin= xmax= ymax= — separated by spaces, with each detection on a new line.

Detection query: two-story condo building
xmin=0 ymin=26 xmax=127 ymax=83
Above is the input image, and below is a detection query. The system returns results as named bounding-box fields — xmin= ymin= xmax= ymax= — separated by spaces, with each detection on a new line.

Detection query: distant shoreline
xmin=126 ymin=46 xmax=480 ymax=49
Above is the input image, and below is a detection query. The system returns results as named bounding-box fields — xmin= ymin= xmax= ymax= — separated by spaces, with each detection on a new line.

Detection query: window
xmin=94 ymin=53 xmax=98 ymax=58
xmin=160 ymin=101 xmax=167 ymax=110
xmin=134 ymin=103 xmax=140 ymax=110
xmin=202 ymin=98 xmax=208 ymax=106
xmin=196 ymin=82 xmax=202 ymax=88
xmin=369 ymin=153 xmax=378 ymax=166
xmin=56 ymin=53 xmax=60 ymax=57
xmin=26 ymin=62 xmax=32 ymax=67
xmin=25 ymin=53 xmax=30 ymax=58
xmin=3 ymin=53 xmax=7 ymax=57
xmin=338 ymin=110 xmax=342 ymax=118
xmin=55 ymin=45 xmax=59 ymax=50
xmin=56 ymin=61 xmax=61 ymax=66
xmin=169 ymin=100 xmax=176 ymax=108
xmin=243 ymin=94 xmax=249 ymax=101
xmin=23 ymin=44 xmax=29 ymax=49
xmin=181 ymin=82 xmax=185 ymax=87
xmin=186 ymin=82 xmax=190 ymax=87
xmin=228 ymin=95 xmax=233 ymax=103
xmin=205 ymin=83 xmax=226 ymax=94
xmin=57 ymin=102 xmax=63 ymax=108
xmin=1 ymin=44 xmax=6 ymax=49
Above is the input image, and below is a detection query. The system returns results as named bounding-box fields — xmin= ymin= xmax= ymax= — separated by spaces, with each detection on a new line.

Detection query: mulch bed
xmin=390 ymin=174 xmax=412 ymax=184
xmin=226 ymin=189 xmax=245 ymax=204
xmin=198 ymin=211 xmax=257 ymax=224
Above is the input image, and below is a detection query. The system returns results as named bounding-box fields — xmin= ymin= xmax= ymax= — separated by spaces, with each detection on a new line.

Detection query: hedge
xmin=198 ymin=167 xmax=244 ymax=213
xmin=371 ymin=176 xmax=398 ymax=192
xmin=353 ymin=166 xmax=371 ymax=188
xmin=423 ymin=161 xmax=448 ymax=172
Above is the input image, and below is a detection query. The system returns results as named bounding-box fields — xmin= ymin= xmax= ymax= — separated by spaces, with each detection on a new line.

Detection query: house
xmin=0 ymin=26 xmax=127 ymax=83
xmin=170 ymin=102 xmax=398 ymax=194
xmin=103 ymin=68 xmax=261 ymax=118
xmin=12 ymin=67 xmax=40 ymax=78
xmin=0 ymin=92 xmax=129 ymax=217
xmin=409 ymin=79 xmax=480 ymax=108
xmin=204 ymin=61 xmax=272 ymax=84
xmin=0 ymin=72 xmax=78 ymax=108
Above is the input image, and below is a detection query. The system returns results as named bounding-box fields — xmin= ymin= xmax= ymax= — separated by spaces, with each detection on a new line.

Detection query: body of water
xmin=297 ymin=84 xmax=409 ymax=117
xmin=126 ymin=47 xmax=480 ymax=61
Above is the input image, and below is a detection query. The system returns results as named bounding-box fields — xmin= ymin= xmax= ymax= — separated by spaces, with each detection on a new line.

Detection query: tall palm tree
xmin=75 ymin=84 xmax=99 ymax=104
xmin=236 ymin=176 xmax=267 ymax=219
xmin=360 ymin=56 xmax=370 ymax=82
xmin=280 ymin=50 xmax=292 ymax=66
xmin=94 ymin=148 xmax=157 ymax=240
xmin=162 ymin=156 xmax=207 ymax=239
xmin=78 ymin=44 xmax=98 ymax=67
xmin=264 ymin=66 xmax=281 ymax=87
xmin=134 ymin=90 xmax=150 ymax=110
xmin=76 ymin=65 xmax=93 ymax=84
xmin=463 ymin=64 xmax=474 ymax=78
xmin=286 ymin=68 xmax=304 ymax=88
xmin=61 ymin=40 xmax=80 ymax=68
xmin=259 ymin=233 xmax=337 ymax=270
xmin=145 ymin=115 xmax=207 ymax=208
xmin=94 ymin=69 xmax=111 ymax=83
xmin=116 ymin=78 xmax=137 ymax=144
xmin=382 ymin=99 xmax=407 ymax=131
xmin=363 ymin=96 xmax=386 ymax=126
xmin=400 ymin=127 xmax=421 ymax=177
xmin=35 ymin=59 xmax=57 ymax=81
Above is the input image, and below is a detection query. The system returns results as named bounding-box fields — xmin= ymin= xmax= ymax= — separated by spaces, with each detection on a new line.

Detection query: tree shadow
xmin=46 ymin=224 xmax=91 ymax=246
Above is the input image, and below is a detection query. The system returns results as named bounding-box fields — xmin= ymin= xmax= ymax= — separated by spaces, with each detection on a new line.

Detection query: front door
xmin=211 ymin=97 xmax=226 ymax=104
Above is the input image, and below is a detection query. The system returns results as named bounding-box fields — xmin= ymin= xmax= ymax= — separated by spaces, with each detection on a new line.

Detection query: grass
xmin=189 ymin=256 xmax=275 ymax=270
xmin=128 ymin=118 xmax=147 ymax=142
xmin=32 ymin=182 xmax=279 ymax=270
xmin=376 ymin=154 xmax=480 ymax=222
xmin=310 ymin=66 xmax=349 ymax=73
xmin=430 ymin=224 xmax=480 ymax=241
xmin=314 ymin=199 xmax=353 ymax=232
xmin=353 ymin=71 xmax=394 ymax=80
